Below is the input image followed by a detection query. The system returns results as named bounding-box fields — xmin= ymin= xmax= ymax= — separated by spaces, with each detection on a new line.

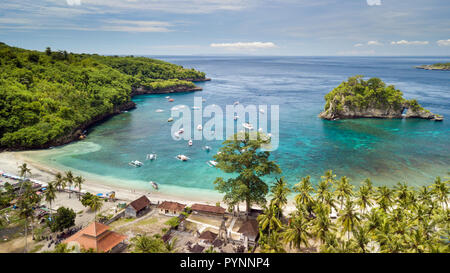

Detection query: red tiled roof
xmin=128 ymin=195 xmax=151 ymax=211
xmin=63 ymin=222 xmax=127 ymax=253
xmin=199 ymin=230 xmax=218 ymax=241
xmin=191 ymin=203 xmax=226 ymax=214
xmin=238 ymin=219 xmax=259 ymax=237
xmin=157 ymin=201 xmax=185 ymax=211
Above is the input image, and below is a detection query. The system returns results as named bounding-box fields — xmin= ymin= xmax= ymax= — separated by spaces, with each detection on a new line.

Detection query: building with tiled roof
xmin=191 ymin=203 xmax=226 ymax=217
xmin=157 ymin=201 xmax=185 ymax=216
xmin=237 ymin=219 xmax=259 ymax=246
xmin=63 ymin=222 xmax=127 ymax=253
xmin=125 ymin=195 xmax=151 ymax=218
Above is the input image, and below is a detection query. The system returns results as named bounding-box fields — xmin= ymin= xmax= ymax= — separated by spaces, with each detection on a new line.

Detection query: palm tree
xmin=356 ymin=185 xmax=372 ymax=214
xmin=89 ymin=195 xmax=103 ymax=221
xmin=335 ymin=176 xmax=353 ymax=210
xmin=260 ymin=232 xmax=286 ymax=253
xmin=282 ymin=213 xmax=311 ymax=250
xmin=18 ymin=163 xmax=31 ymax=179
xmin=257 ymin=204 xmax=282 ymax=236
xmin=375 ymin=186 xmax=393 ymax=212
xmin=17 ymin=182 xmax=41 ymax=252
xmin=352 ymin=224 xmax=370 ymax=253
xmin=362 ymin=178 xmax=374 ymax=196
xmin=293 ymin=176 xmax=315 ymax=206
xmin=44 ymin=182 xmax=57 ymax=222
xmin=337 ymin=200 xmax=360 ymax=240
xmin=311 ymin=203 xmax=335 ymax=245
xmin=64 ymin=171 xmax=75 ymax=198
xmin=417 ymin=185 xmax=433 ymax=207
xmin=430 ymin=177 xmax=448 ymax=209
xmin=130 ymin=234 xmax=168 ymax=253
xmin=17 ymin=163 xmax=32 ymax=195
xmin=321 ymin=170 xmax=337 ymax=186
xmin=73 ymin=176 xmax=85 ymax=200
xmin=316 ymin=180 xmax=331 ymax=204
xmin=269 ymin=177 xmax=291 ymax=219
xmin=52 ymin=172 xmax=65 ymax=192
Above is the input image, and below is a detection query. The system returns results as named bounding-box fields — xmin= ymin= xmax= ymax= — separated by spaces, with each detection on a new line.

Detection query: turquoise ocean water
xmin=28 ymin=56 xmax=450 ymax=197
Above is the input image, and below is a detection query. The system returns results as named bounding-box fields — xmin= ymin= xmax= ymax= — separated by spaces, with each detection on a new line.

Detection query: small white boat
xmin=204 ymin=146 xmax=211 ymax=152
xmin=150 ymin=181 xmax=158 ymax=190
xmin=168 ymin=117 xmax=174 ymax=122
xmin=178 ymin=128 xmax=184 ymax=134
xmin=155 ymin=109 xmax=164 ymax=113
xmin=192 ymin=106 xmax=200 ymax=110
xmin=129 ymin=160 xmax=144 ymax=167
xmin=165 ymin=96 xmax=170 ymax=99
xmin=207 ymin=160 xmax=218 ymax=167
xmin=259 ymin=108 xmax=265 ymax=114
xmin=176 ymin=155 xmax=190 ymax=161
xmin=242 ymin=123 xmax=254 ymax=130
xmin=146 ymin=154 xmax=157 ymax=160
xmin=197 ymin=124 xmax=203 ymax=131
xmin=188 ymin=139 xmax=193 ymax=146
xmin=233 ymin=115 xmax=239 ymax=120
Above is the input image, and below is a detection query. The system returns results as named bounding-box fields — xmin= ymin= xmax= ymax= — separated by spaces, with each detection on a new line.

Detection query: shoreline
xmin=0 ymin=79 xmax=207 ymax=153
xmin=0 ymin=151 xmax=298 ymax=213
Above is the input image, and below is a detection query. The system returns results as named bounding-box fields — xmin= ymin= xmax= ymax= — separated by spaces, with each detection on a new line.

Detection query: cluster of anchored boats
xmin=127 ymin=98 xmax=270 ymax=190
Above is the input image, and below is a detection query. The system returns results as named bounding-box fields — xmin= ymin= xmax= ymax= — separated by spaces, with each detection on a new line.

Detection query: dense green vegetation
xmin=323 ymin=76 xmax=419 ymax=113
xmin=0 ymin=43 xmax=205 ymax=149
xmin=213 ymin=135 xmax=449 ymax=253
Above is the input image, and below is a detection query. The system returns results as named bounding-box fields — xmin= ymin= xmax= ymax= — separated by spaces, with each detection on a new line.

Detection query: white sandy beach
xmin=0 ymin=151 xmax=297 ymax=213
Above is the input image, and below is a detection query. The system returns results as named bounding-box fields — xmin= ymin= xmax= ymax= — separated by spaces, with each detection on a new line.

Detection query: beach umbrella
xmin=96 ymin=193 xmax=103 ymax=197
xmin=41 ymin=188 xmax=47 ymax=191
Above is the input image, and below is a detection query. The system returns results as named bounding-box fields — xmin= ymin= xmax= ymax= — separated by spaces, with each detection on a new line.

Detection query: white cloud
xmin=367 ymin=0 xmax=381 ymax=6
xmin=437 ymin=39 xmax=450 ymax=46
xmin=367 ymin=40 xmax=383 ymax=46
xmin=354 ymin=43 xmax=364 ymax=47
xmin=210 ymin=42 xmax=277 ymax=50
xmin=67 ymin=0 xmax=81 ymax=6
xmin=391 ymin=40 xmax=429 ymax=45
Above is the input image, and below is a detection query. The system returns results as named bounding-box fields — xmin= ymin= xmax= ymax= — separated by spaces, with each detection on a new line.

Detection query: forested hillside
xmin=0 ymin=43 xmax=206 ymax=150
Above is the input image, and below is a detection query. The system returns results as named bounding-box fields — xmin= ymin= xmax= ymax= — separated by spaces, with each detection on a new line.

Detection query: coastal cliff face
xmin=319 ymin=76 xmax=444 ymax=121
xmin=131 ymin=84 xmax=202 ymax=95
xmin=5 ymin=101 xmax=138 ymax=151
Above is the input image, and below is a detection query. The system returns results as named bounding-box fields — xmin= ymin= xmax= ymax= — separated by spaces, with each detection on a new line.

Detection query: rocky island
xmin=0 ymin=43 xmax=209 ymax=151
xmin=415 ymin=63 xmax=450 ymax=71
xmin=319 ymin=76 xmax=444 ymax=121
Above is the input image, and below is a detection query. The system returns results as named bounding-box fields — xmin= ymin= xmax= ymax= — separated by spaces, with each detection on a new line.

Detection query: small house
xmin=157 ymin=201 xmax=185 ymax=216
xmin=237 ymin=219 xmax=259 ymax=247
xmin=125 ymin=195 xmax=151 ymax=218
xmin=63 ymin=222 xmax=127 ymax=253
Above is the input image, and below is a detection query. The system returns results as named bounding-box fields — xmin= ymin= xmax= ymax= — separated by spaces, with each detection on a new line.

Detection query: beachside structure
xmin=63 ymin=222 xmax=127 ymax=253
xmin=191 ymin=203 xmax=226 ymax=218
xmin=157 ymin=201 xmax=185 ymax=216
xmin=198 ymin=230 xmax=218 ymax=245
xmin=125 ymin=195 xmax=151 ymax=218
xmin=237 ymin=219 xmax=259 ymax=248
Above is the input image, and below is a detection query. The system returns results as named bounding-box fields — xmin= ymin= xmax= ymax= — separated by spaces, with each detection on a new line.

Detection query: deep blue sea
xmin=29 ymin=56 xmax=450 ymax=197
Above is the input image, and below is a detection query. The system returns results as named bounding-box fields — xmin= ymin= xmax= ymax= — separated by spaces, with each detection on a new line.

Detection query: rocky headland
xmin=319 ymin=76 xmax=444 ymax=121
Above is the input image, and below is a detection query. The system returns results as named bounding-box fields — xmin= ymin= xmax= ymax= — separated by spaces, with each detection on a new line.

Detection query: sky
xmin=0 ymin=0 xmax=449 ymax=56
